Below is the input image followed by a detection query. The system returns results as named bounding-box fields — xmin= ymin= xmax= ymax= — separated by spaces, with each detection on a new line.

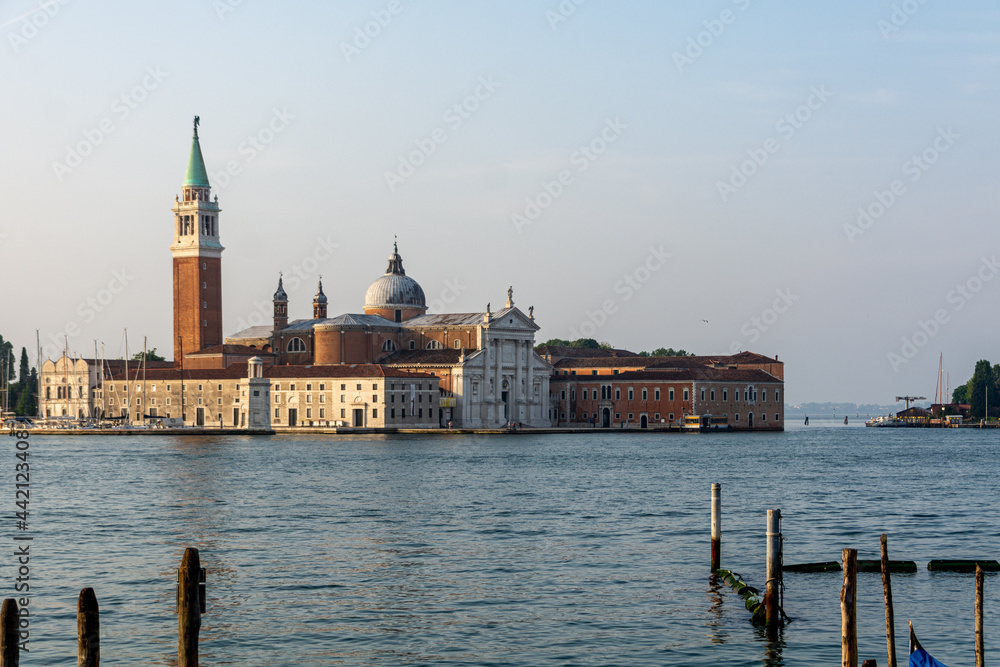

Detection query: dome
xmin=364 ymin=244 xmax=427 ymax=311
xmin=313 ymin=279 xmax=327 ymax=304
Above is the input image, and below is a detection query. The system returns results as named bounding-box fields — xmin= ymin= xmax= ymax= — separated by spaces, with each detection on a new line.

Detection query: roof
xmin=551 ymin=367 xmax=782 ymax=383
xmin=184 ymin=123 xmax=210 ymax=187
xmin=104 ymin=362 xmax=436 ymax=382
xmin=364 ymin=246 xmax=427 ymax=310
xmin=380 ymin=349 xmax=466 ymax=365
xmin=536 ymin=345 xmax=638 ymax=358
xmin=301 ymin=314 xmax=400 ymax=330
xmin=186 ymin=344 xmax=274 ymax=356
xmin=405 ymin=313 xmax=485 ymax=327
xmin=226 ymin=325 xmax=274 ymax=340
xmin=552 ymin=355 xmax=704 ymax=369
xmin=725 ymin=351 xmax=783 ymax=365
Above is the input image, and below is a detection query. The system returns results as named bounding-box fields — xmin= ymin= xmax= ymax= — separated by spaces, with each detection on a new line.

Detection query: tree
xmin=967 ymin=360 xmax=997 ymax=420
xmin=639 ymin=347 xmax=694 ymax=357
xmin=18 ymin=348 xmax=29 ymax=386
xmin=952 ymin=383 xmax=969 ymax=404
xmin=132 ymin=348 xmax=166 ymax=362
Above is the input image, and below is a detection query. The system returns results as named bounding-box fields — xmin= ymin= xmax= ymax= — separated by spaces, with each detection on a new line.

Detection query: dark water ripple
xmin=7 ymin=425 xmax=998 ymax=664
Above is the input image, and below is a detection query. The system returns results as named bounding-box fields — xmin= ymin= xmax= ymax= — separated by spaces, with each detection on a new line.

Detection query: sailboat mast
xmin=124 ymin=329 xmax=130 ymax=426
xmin=35 ymin=331 xmax=41 ymax=419
xmin=142 ymin=336 xmax=147 ymax=423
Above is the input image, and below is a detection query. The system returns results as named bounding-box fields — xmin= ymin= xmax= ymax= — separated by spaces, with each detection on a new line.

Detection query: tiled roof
xmin=380 ymin=349 xmax=466 ymax=365
xmin=187 ymin=344 xmax=274 ymax=356
xmin=551 ymin=367 xmax=781 ymax=383
xmin=536 ymin=346 xmax=638 ymax=358
xmin=405 ymin=313 xmax=485 ymax=327
xmin=227 ymin=325 xmax=273 ymax=340
xmin=105 ymin=362 xmax=435 ymax=382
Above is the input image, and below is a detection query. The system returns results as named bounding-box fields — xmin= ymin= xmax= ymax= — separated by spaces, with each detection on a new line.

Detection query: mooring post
xmin=711 ymin=483 xmax=721 ymax=571
xmin=862 ymin=660 xmax=878 ymax=667
xmin=0 ymin=599 xmax=18 ymax=667
xmin=976 ymin=563 xmax=984 ymax=667
xmin=77 ymin=587 xmax=100 ymax=667
xmin=178 ymin=548 xmax=202 ymax=667
xmin=842 ymin=548 xmax=858 ymax=667
xmin=880 ymin=534 xmax=897 ymax=667
xmin=765 ymin=509 xmax=781 ymax=639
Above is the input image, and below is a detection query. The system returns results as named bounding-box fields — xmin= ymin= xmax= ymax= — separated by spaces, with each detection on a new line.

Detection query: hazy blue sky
xmin=3 ymin=1 xmax=998 ymax=405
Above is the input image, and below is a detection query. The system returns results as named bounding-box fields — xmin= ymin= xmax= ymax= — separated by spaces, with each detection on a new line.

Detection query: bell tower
xmin=170 ymin=116 xmax=224 ymax=366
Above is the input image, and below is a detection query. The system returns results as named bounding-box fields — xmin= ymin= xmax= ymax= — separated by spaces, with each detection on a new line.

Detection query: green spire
xmin=183 ymin=115 xmax=210 ymax=187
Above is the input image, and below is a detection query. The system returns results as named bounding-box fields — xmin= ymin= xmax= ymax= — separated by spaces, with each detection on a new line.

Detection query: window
xmin=669 ymin=412 xmax=675 ymax=421
xmin=373 ymin=384 xmax=378 ymax=390
xmin=669 ymin=388 xmax=675 ymax=401
xmin=615 ymin=413 xmax=621 ymax=420
xmin=427 ymin=340 xmax=443 ymax=350
xmin=306 ymin=384 xmax=312 ymax=391
xmin=341 ymin=409 xmax=346 ymax=418
xmin=319 ymin=395 xmax=325 ymax=403
xmin=571 ymin=412 xmax=576 ymax=420
xmin=710 ymin=389 xmax=715 ymax=401
xmin=654 ymin=413 xmax=660 ymax=420
xmin=306 ymin=395 xmax=311 ymax=403
xmin=628 ymin=413 xmax=633 ymax=420
xmin=409 ymin=340 xmax=416 ymax=350
xmin=683 ymin=389 xmax=689 ymax=401
xmin=306 ymin=408 xmax=312 ymax=418
xmin=275 ymin=408 xmax=280 ymax=418
xmin=762 ymin=389 xmax=768 ymax=401
xmin=198 ymin=384 xmax=203 ymax=391
xmin=454 ymin=340 xmax=461 ymax=348
xmin=287 ymin=338 xmax=306 ymax=352
xmin=561 ymin=390 xmax=566 ymax=400
xmin=775 ymin=413 xmax=780 ymax=422
xmin=274 ymin=384 xmax=280 ymax=390
xmin=319 ymin=408 xmax=325 ymax=418
xmin=776 ymin=390 xmax=780 ymax=403
xmin=615 ymin=389 xmax=621 ymax=400
xmin=290 ymin=384 xmax=296 ymax=391
xmin=218 ymin=384 xmax=223 ymax=391
xmin=735 ymin=413 xmax=740 ymax=422
xmin=418 ymin=408 xmax=423 ymax=418
xmin=592 ymin=370 xmax=598 ymax=375
xmin=217 ymin=398 xmax=222 ymax=405
xmin=373 ymin=395 xmax=378 ymax=403
xmin=166 ymin=398 xmax=171 ymax=405
xmin=340 ymin=384 xmax=346 ymax=391
xmin=762 ymin=413 xmax=767 ymax=422
xmin=391 ymin=408 xmax=396 ymax=418
xmin=723 ymin=389 xmax=728 ymax=402
xmin=382 ymin=340 xmax=397 ymax=352
xmin=700 ymin=389 xmax=705 ymax=401
xmin=570 ymin=390 xmax=576 ymax=400
xmin=654 ymin=388 xmax=660 ymax=401
xmin=356 ymin=384 xmax=362 ymax=390
xmin=583 ymin=389 xmax=588 ymax=400
xmin=628 ymin=389 xmax=633 ymax=400
xmin=373 ymin=409 xmax=378 ymax=418
xmin=613 ymin=370 xmax=619 ymax=375
xmin=642 ymin=389 xmax=647 ymax=401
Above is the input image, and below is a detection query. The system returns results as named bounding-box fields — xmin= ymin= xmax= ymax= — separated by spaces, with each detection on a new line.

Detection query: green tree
xmin=18 ymin=348 xmax=29 ymax=386
xmin=968 ymin=360 xmax=997 ymax=420
xmin=132 ymin=348 xmax=166 ymax=362
xmin=952 ymin=383 xmax=969 ymax=404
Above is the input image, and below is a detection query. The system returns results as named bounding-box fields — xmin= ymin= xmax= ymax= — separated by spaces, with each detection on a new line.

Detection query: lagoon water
xmin=14 ymin=423 xmax=998 ymax=665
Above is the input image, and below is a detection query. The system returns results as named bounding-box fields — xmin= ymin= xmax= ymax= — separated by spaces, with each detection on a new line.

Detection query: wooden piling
xmin=0 ymin=599 xmax=18 ymax=667
xmin=77 ymin=587 xmax=100 ymax=667
xmin=976 ymin=563 xmax=984 ymax=667
xmin=178 ymin=548 xmax=202 ymax=667
xmin=880 ymin=535 xmax=897 ymax=667
xmin=765 ymin=509 xmax=781 ymax=639
xmin=711 ymin=483 xmax=721 ymax=571
xmin=862 ymin=661 xmax=878 ymax=667
xmin=842 ymin=548 xmax=858 ymax=667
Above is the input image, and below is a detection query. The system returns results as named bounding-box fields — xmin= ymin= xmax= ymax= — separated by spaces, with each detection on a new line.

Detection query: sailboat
xmin=909 ymin=620 xmax=948 ymax=667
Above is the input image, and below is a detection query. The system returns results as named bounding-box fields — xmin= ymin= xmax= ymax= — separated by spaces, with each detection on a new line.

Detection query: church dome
xmin=364 ymin=244 xmax=426 ymax=311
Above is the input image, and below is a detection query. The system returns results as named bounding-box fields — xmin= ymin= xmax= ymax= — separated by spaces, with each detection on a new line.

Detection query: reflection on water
xmin=18 ymin=428 xmax=1000 ymax=665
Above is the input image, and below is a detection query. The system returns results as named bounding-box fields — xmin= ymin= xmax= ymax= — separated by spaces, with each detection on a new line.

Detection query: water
xmin=11 ymin=424 xmax=998 ymax=665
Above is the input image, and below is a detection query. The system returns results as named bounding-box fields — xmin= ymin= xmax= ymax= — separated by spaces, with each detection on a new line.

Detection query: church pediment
xmin=486 ymin=306 xmax=539 ymax=332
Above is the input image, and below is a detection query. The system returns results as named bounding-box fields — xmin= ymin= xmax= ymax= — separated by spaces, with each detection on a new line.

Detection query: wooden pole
xmin=862 ymin=661 xmax=878 ymax=667
xmin=976 ymin=563 xmax=984 ymax=667
xmin=765 ymin=509 xmax=781 ymax=639
xmin=0 ymin=599 xmax=18 ymax=667
xmin=711 ymin=483 xmax=721 ymax=571
xmin=178 ymin=548 xmax=202 ymax=667
xmin=842 ymin=548 xmax=858 ymax=667
xmin=880 ymin=534 xmax=897 ymax=667
xmin=77 ymin=588 xmax=99 ymax=667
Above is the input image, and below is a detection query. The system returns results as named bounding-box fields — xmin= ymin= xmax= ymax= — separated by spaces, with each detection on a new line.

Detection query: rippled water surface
xmin=12 ymin=423 xmax=999 ymax=664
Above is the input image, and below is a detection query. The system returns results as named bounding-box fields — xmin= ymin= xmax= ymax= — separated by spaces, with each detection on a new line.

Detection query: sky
xmin=2 ymin=0 xmax=998 ymax=405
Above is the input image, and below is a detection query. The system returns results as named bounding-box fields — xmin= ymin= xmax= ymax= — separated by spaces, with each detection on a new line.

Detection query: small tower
xmin=273 ymin=274 xmax=288 ymax=331
xmin=313 ymin=277 xmax=328 ymax=319
xmin=246 ymin=357 xmax=271 ymax=432
xmin=170 ymin=116 xmax=224 ymax=366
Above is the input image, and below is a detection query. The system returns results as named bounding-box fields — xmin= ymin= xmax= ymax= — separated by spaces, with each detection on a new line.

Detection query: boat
xmin=804 ymin=416 xmax=809 ymax=425
xmin=909 ymin=620 xmax=948 ymax=666
xmin=844 ymin=416 xmax=848 ymax=425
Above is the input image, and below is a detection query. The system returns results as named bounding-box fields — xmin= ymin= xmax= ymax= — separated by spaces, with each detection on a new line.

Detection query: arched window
xmin=286 ymin=337 xmax=306 ymax=352
xmin=426 ymin=340 xmax=443 ymax=350
xmin=382 ymin=340 xmax=397 ymax=352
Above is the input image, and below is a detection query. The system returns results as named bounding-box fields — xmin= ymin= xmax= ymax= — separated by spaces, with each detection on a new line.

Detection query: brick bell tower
xmin=171 ymin=116 xmax=224 ymax=366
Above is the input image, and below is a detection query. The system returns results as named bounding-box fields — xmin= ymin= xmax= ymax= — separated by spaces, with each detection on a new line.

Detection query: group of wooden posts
xmin=710 ymin=483 xmax=989 ymax=667
xmin=0 ymin=547 xmax=205 ymax=667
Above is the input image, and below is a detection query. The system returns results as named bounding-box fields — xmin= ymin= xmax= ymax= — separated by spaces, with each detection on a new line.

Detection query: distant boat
xmin=804 ymin=416 xmax=809 ymax=425
xmin=909 ymin=620 xmax=948 ymax=666
xmin=844 ymin=416 xmax=849 ymax=425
